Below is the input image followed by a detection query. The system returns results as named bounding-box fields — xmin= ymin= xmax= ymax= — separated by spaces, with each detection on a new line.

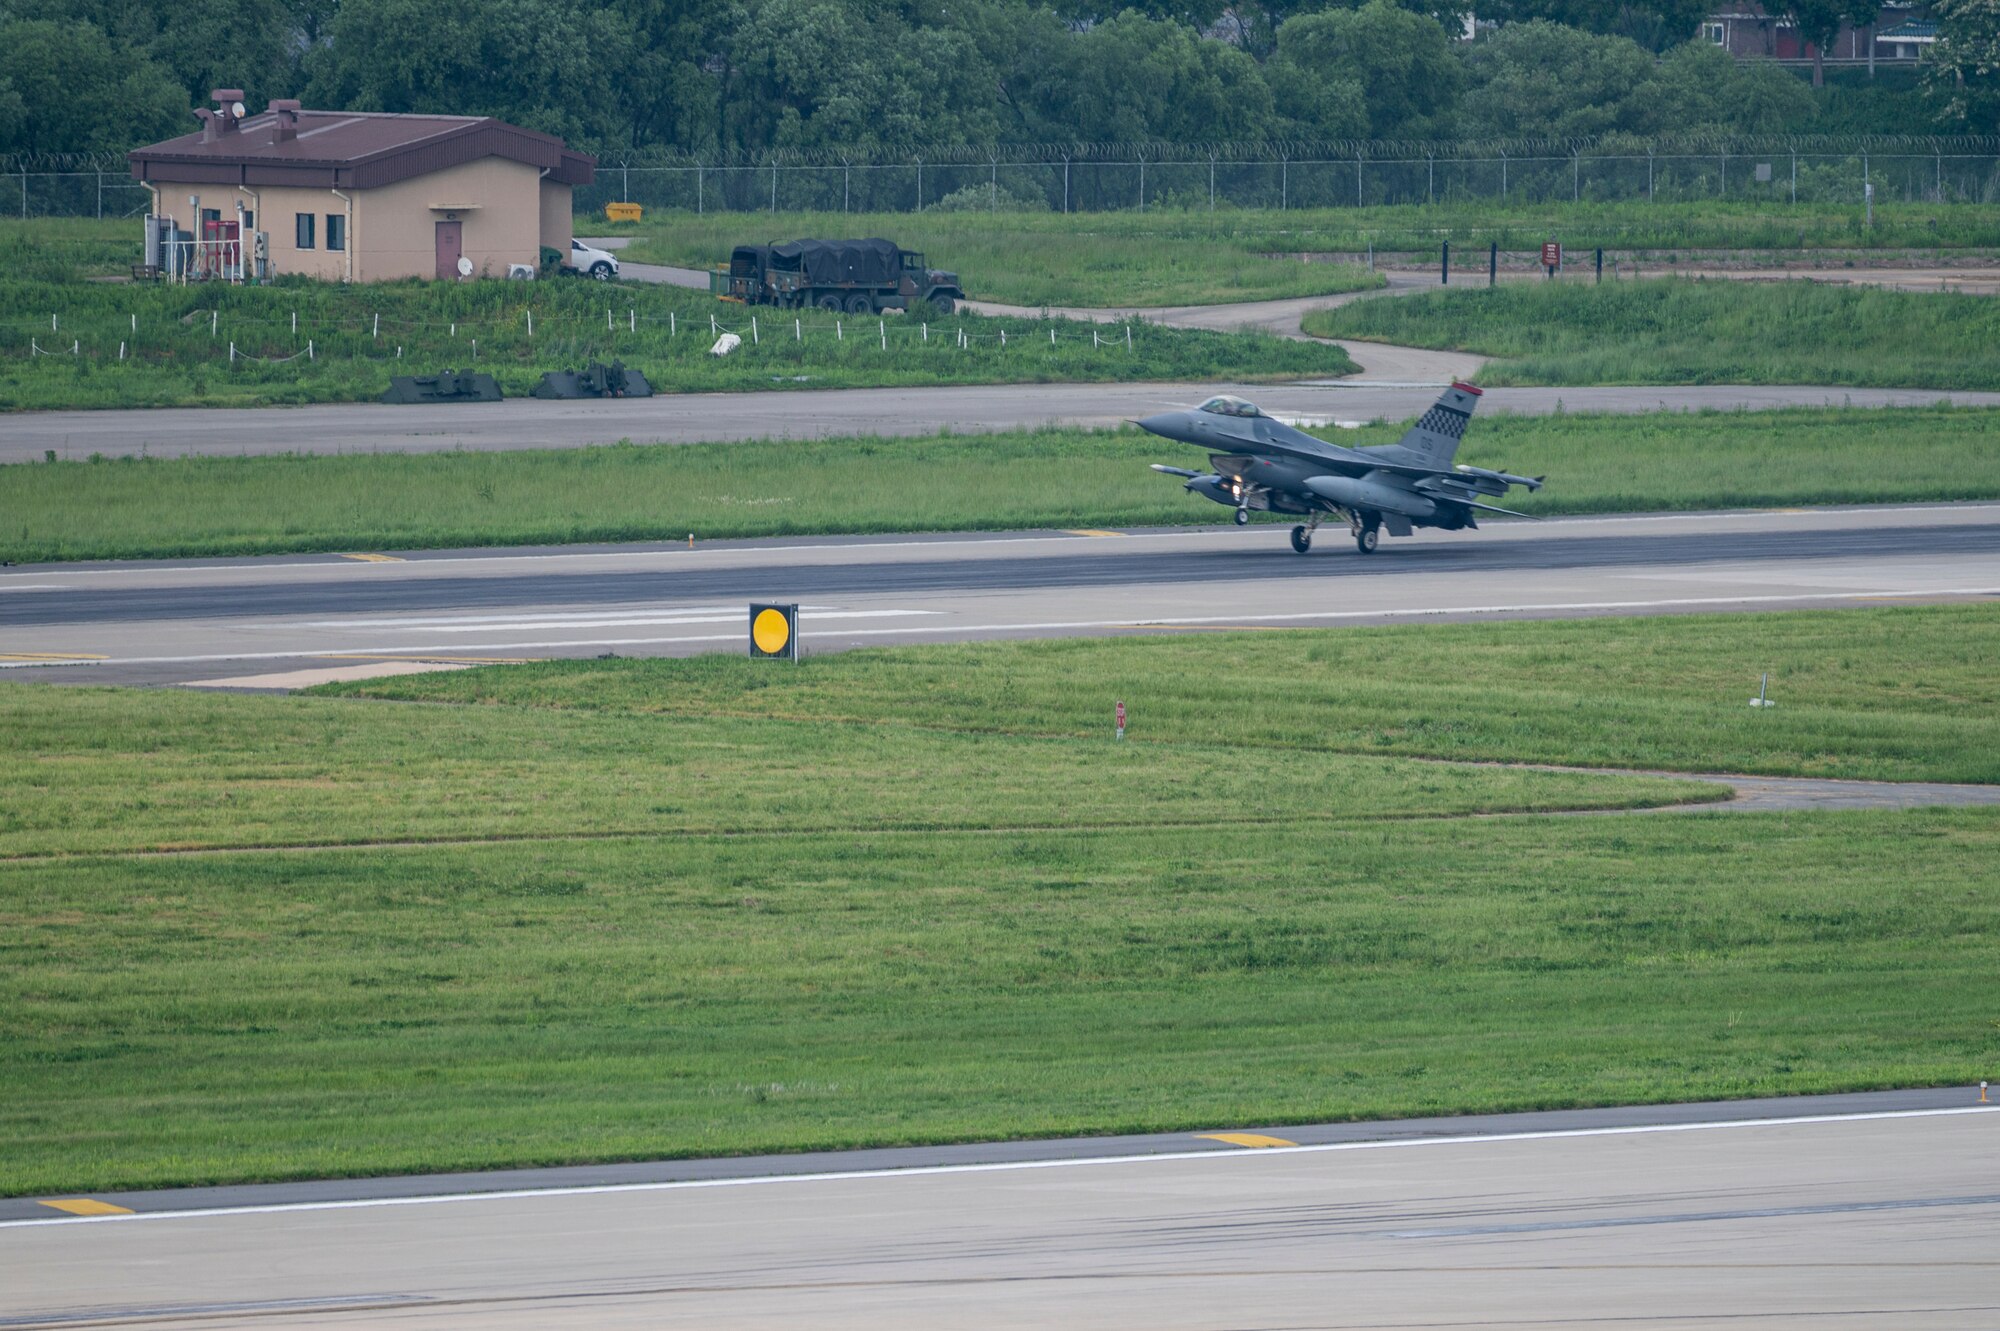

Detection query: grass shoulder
xmin=1302 ymin=278 xmax=2000 ymax=389
xmin=3 ymin=607 xmax=1997 ymax=1192
xmin=5 ymin=406 xmax=1997 ymax=563
xmin=321 ymin=604 xmax=2000 ymax=785
xmin=0 ymin=269 xmax=1350 ymax=412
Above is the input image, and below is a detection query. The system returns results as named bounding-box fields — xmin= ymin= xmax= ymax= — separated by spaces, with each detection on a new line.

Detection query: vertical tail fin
xmin=1392 ymin=382 xmax=1482 ymax=468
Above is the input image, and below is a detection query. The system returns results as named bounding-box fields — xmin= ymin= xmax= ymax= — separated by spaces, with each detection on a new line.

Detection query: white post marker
xmin=1750 ymin=673 xmax=1775 ymax=708
xmin=1116 ymin=700 xmax=1126 ymax=740
xmin=752 ymin=316 xmax=759 ymax=344
xmin=525 ymin=309 xmax=532 ymax=337
xmin=796 ymin=318 xmax=802 ymax=341
xmin=880 ymin=320 xmax=886 ymax=350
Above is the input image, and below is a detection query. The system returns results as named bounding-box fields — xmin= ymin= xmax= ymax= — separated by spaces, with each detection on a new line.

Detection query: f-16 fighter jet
xmin=1138 ymin=383 xmax=1543 ymax=554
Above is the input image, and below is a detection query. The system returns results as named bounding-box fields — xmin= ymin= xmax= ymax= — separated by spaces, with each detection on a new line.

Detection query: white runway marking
xmin=5 ymin=1105 xmax=1992 ymax=1229
xmin=4 ymin=587 xmax=1995 ymax=670
xmin=302 ymin=608 xmax=936 ymax=631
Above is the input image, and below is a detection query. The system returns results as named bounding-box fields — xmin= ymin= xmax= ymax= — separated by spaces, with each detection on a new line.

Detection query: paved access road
xmin=5 ymin=1094 xmax=1995 ymax=1328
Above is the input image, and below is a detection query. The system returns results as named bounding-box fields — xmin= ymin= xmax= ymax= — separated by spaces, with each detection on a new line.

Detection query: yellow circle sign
xmin=752 ymin=607 xmax=792 ymax=655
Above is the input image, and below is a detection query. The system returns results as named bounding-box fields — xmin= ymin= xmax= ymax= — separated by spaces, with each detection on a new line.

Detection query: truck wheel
xmin=845 ymin=293 xmax=872 ymax=314
xmin=930 ymin=292 xmax=955 ymax=315
xmin=816 ymin=293 xmax=843 ymax=311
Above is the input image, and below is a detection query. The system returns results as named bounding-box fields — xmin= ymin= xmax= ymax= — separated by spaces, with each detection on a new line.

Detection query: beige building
xmin=130 ymin=91 xmax=593 ymax=282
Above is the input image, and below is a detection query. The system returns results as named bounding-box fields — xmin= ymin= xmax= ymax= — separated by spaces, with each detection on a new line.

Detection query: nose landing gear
xmin=1233 ymin=507 xmax=1250 ymax=526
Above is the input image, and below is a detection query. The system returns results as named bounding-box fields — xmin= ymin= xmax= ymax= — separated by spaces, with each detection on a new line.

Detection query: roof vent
xmin=268 ymin=98 xmax=301 ymax=144
xmin=200 ymin=88 xmax=247 ymax=142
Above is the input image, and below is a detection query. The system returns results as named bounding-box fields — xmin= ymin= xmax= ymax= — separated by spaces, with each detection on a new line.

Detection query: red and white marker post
xmin=1115 ymin=700 xmax=1126 ymax=740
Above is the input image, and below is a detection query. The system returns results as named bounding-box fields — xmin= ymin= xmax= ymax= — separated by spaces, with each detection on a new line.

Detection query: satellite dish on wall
xmin=230 ymin=100 xmax=246 ymax=118
xmin=456 ymin=255 xmax=474 ymax=278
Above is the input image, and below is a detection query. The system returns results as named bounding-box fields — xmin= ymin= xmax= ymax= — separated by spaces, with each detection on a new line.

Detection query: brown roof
xmin=129 ymin=110 xmax=594 ymax=189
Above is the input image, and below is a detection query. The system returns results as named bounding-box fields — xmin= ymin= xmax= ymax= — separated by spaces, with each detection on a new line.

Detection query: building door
xmin=435 ymin=220 xmax=463 ymax=279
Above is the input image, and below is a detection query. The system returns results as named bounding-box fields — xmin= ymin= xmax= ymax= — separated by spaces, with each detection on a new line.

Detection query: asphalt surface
xmin=6 ymin=502 xmax=1998 ymax=685
xmin=5 ymin=1093 xmax=1995 ymax=1328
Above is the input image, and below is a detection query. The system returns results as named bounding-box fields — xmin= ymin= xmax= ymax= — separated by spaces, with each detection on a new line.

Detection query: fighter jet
xmin=1137 ymin=383 xmax=1543 ymax=554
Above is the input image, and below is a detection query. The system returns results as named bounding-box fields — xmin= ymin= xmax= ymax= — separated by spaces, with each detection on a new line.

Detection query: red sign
xmin=1115 ymin=701 xmax=1126 ymax=729
xmin=1541 ymin=240 xmax=1561 ymax=267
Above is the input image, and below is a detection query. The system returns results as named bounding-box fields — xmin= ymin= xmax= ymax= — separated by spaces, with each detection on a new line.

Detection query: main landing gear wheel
xmin=1355 ymin=524 xmax=1380 ymax=554
xmin=1290 ymin=525 xmax=1312 ymax=554
xmin=1233 ymin=507 xmax=1250 ymax=526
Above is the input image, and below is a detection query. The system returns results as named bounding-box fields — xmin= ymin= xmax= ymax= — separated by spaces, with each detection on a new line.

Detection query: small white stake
xmin=752 ymin=316 xmax=759 ymax=344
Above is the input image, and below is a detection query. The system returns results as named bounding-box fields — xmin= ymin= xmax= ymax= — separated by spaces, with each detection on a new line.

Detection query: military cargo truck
xmin=713 ymin=238 xmax=964 ymax=314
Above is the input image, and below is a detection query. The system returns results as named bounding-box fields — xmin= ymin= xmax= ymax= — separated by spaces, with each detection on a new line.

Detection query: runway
xmin=5 ymin=502 xmax=1998 ymax=688
xmin=5 ymin=1095 xmax=1996 ymax=1328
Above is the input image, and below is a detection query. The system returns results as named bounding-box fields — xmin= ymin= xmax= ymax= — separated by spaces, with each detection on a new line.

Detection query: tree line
xmin=1 ymin=0 xmax=1993 ymax=162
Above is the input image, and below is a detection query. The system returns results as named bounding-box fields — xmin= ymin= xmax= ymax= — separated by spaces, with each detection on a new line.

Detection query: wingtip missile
xmin=1150 ymin=464 xmax=1201 ymax=478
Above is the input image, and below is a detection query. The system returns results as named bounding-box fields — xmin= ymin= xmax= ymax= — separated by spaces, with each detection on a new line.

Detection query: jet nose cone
xmin=1136 ymin=411 xmax=1191 ymax=440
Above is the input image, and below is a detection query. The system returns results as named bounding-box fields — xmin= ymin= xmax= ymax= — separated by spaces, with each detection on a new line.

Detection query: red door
xmin=435 ymin=220 xmax=463 ymax=279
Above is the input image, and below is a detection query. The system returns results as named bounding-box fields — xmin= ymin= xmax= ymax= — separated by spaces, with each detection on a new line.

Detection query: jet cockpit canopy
xmin=1197 ymin=395 xmax=1262 ymax=417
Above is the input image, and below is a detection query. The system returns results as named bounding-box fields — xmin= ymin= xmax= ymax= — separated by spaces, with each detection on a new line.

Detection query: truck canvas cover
xmin=766 ymin=238 xmax=901 ymax=285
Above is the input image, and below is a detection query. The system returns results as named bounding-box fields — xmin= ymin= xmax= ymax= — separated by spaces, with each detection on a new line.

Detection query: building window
xmin=326 ymin=214 xmax=346 ymax=252
xmin=296 ymin=213 xmax=315 ymax=249
xmin=1705 ymin=22 xmax=1726 ymax=43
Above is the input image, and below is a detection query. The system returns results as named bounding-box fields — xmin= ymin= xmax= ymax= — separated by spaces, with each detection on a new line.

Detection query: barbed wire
xmin=9 ymin=134 xmax=2000 ymax=175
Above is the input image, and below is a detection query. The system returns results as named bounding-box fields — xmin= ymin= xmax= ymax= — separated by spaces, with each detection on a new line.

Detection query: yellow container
xmin=605 ymin=202 xmax=643 ymax=222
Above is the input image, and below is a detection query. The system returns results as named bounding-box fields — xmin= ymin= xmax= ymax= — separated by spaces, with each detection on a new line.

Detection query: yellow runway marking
xmin=1064 ymin=529 xmax=1127 ymax=538
xmin=0 ymin=652 xmax=108 ymax=662
xmin=38 ymin=1198 xmax=134 ymax=1216
xmin=1198 ymin=1132 xmax=1299 ymax=1149
xmin=339 ymin=552 xmax=405 ymax=563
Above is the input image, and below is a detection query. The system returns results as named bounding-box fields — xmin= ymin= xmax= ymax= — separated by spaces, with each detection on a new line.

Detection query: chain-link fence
xmin=9 ymin=136 xmax=1999 ymax=219
xmin=570 ymin=137 xmax=2000 ymax=215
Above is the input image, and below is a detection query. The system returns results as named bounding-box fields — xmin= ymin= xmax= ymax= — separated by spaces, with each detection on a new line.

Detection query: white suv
xmin=570 ymin=239 xmax=620 ymax=280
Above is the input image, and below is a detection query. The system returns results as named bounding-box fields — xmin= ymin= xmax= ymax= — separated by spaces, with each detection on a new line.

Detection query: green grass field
xmin=0 ymin=261 xmax=1349 ymax=413
xmin=6 ymin=406 xmax=1995 ymax=563
xmin=618 ymin=201 xmax=2000 ymax=307
xmin=1303 ymin=278 xmax=2000 ymax=389
xmin=4 ymin=605 xmax=1997 ymax=1195
xmin=326 ymin=607 xmax=2000 ymax=785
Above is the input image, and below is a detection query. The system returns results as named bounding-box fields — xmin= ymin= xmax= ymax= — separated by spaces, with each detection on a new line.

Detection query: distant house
xmin=1701 ymin=0 xmax=1929 ymax=67
xmin=128 ymin=90 xmax=594 ymax=283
